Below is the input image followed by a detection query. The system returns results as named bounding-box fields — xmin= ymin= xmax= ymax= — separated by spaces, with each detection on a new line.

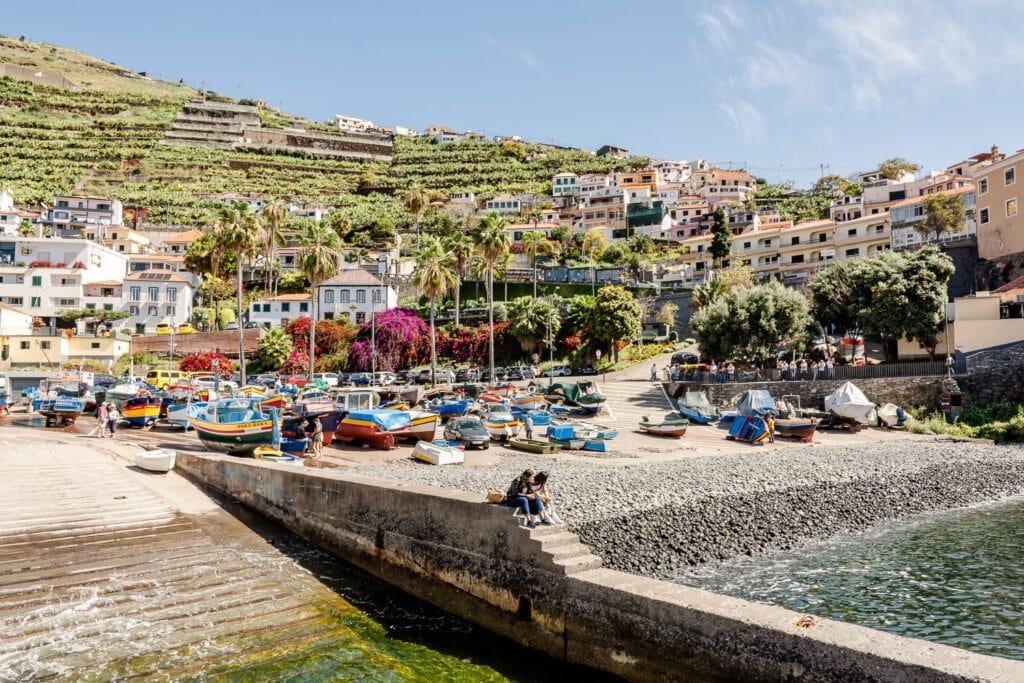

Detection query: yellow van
xmin=145 ymin=369 xmax=188 ymax=390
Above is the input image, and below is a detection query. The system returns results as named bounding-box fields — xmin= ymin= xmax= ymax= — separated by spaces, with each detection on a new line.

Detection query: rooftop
xmin=124 ymin=269 xmax=191 ymax=284
xmin=994 ymin=275 xmax=1024 ymax=293
xmin=319 ymin=269 xmax=384 ymax=287
xmin=163 ymin=228 xmax=204 ymax=243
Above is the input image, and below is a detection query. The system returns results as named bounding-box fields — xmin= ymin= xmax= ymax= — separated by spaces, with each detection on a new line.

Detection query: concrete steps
xmin=528 ymin=524 xmax=602 ymax=574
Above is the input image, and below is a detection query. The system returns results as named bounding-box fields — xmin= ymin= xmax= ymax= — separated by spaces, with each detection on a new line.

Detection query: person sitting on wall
xmin=503 ymin=469 xmax=553 ymax=528
xmin=530 ymin=471 xmax=563 ymax=524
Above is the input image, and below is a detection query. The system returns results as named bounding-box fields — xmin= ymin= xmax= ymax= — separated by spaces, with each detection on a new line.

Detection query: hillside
xmin=0 ymin=37 xmax=629 ymax=228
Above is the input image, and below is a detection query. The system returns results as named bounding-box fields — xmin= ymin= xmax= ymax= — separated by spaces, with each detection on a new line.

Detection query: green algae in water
xmin=677 ymin=498 xmax=1024 ymax=660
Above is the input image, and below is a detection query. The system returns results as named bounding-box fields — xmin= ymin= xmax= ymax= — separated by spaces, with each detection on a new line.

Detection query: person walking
xmin=311 ymin=416 xmax=324 ymax=458
xmin=765 ymin=412 xmax=776 ymax=444
xmin=650 ymin=363 xmax=658 ymax=383
xmin=946 ymin=353 xmax=955 ymax=376
xmin=106 ymin=404 xmax=120 ymax=438
xmin=524 ymin=412 xmax=534 ymax=440
xmin=94 ymin=402 xmax=109 ymax=437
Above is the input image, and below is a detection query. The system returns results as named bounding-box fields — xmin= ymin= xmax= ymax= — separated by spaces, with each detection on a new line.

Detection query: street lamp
xmin=545 ymin=300 xmax=555 ymax=387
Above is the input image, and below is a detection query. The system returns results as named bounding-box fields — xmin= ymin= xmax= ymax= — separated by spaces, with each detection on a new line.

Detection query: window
xmin=1006 ymin=167 xmax=1016 ymax=186
xmin=980 ymin=207 xmax=990 ymax=224
xmin=149 ymin=287 xmax=159 ymax=302
xmin=356 ymin=312 xmax=366 ymax=324
xmin=30 ymin=297 xmax=40 ymax=308
xmin=1008 ymin=198 xmax=1019 ymax=218
xmin=148 ymin=306 xmax=158 ymax=316
xmin=19 ymin=341 xmax=30 ymax=350
xmin=875 ymin=224 xmax=885 ymax=233
xmin=103 ymin=303 xmax=113 ymax=311
xmin=136 ymin=323 xmax=145 ymax=334
xmin=130 ymin=305 xmax=139 ymax=316
xmin=281 ymin=302 xmax=291 ymax=312
xmin=85 ymin=303 xmax=96 ymax=310
xmin=300 ymin=303 xmax=309 ymax=312
xmin=742 ymin=242 xmax=751 ymax=249
xmin=845 ymin=248 xmax=860 ymax=258
xmin=262 ymin=303 xmax=271 ymax=312
xmin=372 ymin=289 xmax=382 ymax=303
xmin=791 ymin=254 xmax=805 ymax=264
xmin=40 ymin=341 xmax=50 ymax=350
xmin=791 ymin=236 xmax=800 ymax=245
xmin=252 ymin=303 xmax=260 ymax=313
xmin=337 ymin=290 xmax=348 ymax=303
xmin=31 ymin=276 xmax=41 ymax=287
xmin=847 ymin=228 xmax=857 ymax=237
xmin=91 ymin=342 xmax=100 ymax=349
xmin=979 ymin=178 xmax=989 ymax=195
xmin=324 ymin=289 xmax=335 ymax=303
xmin=167 ymin=287 xmax=177 ymax=302
xmin=356 ymin=290 xmax=366 ymax=303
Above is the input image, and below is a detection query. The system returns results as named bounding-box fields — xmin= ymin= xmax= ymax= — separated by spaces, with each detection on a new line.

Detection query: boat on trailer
xmin=37 ymin=395 xmax=87 ymax=427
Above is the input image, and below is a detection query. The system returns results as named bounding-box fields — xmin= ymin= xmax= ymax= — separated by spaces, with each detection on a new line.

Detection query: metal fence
xmin=677 ymin=358 xmax=963 ymax=385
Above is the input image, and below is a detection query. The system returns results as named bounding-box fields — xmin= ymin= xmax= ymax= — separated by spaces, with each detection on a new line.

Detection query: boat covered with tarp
xmin=542 ymin=381 xmax=606 ymax=414
xmin=335 ymin=409 xmax=410 ymax=450
xmin=676 ymin=391 xmax=719 ymax=424
xmin=737 ymin=390 xmax=776 ymax=417
xmin=824 ymin=382 xmax=875 ymax=424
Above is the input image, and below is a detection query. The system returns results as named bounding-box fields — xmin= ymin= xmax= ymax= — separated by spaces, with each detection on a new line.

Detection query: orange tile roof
xmin=888 ymin=185 xmax=974 ymax=209
xmin=86 ymin=280 xmax=123 ymax=286
xmin=163 ymin=228 xmax=203 ymax=243
xmin=994 ymin=275 xmax=1024 ymax=293
xmin=267 ymin=293 xmax=311 ymax=301
xmin=712 ymin=170 xmax=755 ymax=180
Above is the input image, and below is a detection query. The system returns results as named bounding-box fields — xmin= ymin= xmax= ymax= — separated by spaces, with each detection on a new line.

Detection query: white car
xmin=314 ymin=372 xmax=340 ymax=388
xmin=192 ymin=375 xmax=238 ymax=391
xmin=372 ymin=372 xmax=397 ymax=386
xmin=543 ymin=364 xmax=572 ymax=377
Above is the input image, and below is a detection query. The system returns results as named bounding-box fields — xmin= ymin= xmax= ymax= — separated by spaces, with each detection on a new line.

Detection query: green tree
xmin=812 ymin=174 xmax=862 ymax=198
xmin=214 ymin=202 xmax=264 ymax=385
xmin=371 ymin=214 xmax=397 ymax=245
xmin=474 ymin=212 xmax=511 ymax=383
xmin=590 ymin=286 xmax=642 ymax=361
xmin=415 ymin=236 xmax=458 ymax=384
xmin=401 ymin=187 xmax=429 ymax=237
xmin=691 ymin=279 xmax=726 ymax=312
xmin=17 ymin=219 xmax=33 ymax=237
xmin=262 ymin=199 xmax=288 ymax=294
xmin=582 ymin=229 xmax=608 ymax=262
xmin=878 ymin=157 xmax=921 ymax=180
xmin=655 ymin=301 xmax=679 ymax=327
xmin=521 ymin=230 xmax=547 ymax=298
xmin=444 ymin=232 xmax=475 ymax=327
xmin=691 ymin=281 xmax=810 ymax=363
xmin=185 ymin=231 xmax=233 ymax=280
xmin=255 ymin=327 xmax=293 ymax=371
xmin=807 ymin=261 xmax=857 ymax=334
xmin=508 ymin=296 xmax=562 ymax=353
xmin=565 ymin=294 xmax=596 ymax=337
xmin=709 ymin=208 xmax=731 ymax=266
xmin=920 ymin=193 xmax=966 ymax=238
xmin=298 ymin=219 xmax=344 ymax=381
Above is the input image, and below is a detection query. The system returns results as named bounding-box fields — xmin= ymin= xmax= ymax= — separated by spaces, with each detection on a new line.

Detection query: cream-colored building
xmin=897 ymin=291 xmax=1024 ymax=358
xmin=4 ymin=334 xmax=129 ymax=369
xmin=974 ymin=147 xmax=1023 ymax=259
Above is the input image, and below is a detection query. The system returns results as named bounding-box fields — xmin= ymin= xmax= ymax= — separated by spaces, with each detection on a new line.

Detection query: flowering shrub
xmin=284 ymin=317 xmax=353 ymax=356
xmin=28 ymin=260 xmax=51 ymax=268
xmin=349 ymin=308 xmax=428 ymax=371
xmin=280 ymin=351 xmax=310 ymax=375
xmin=437 ymin=322 xmax=517 ymax=365
xmin=72 ymin=261 xmax=86 ymax=269
xmin=179 ymin=352 xmax=233 ymax=377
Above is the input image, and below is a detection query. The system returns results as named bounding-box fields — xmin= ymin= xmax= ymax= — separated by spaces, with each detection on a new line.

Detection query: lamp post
xmin=596 ymin=348 xmax=603 ymax=383
xmin=212 ymin=357 xmax=220 ymax=395
xmin=545 ymin=300 xmax=555 ymax=388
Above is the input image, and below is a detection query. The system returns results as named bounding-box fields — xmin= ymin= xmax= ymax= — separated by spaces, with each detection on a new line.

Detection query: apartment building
xmin=0 ymin=190 xmax=39 ymax=236
xmin=4 ymin=334 xmax=129 ymax=369
xmin=890 ymin=182 xmax=976 ymax=251
xmin=248 ymin=293 xmax=311 ymax=328
xmin=616 ymin=169 xmax=658 ymax=194
xmin=578 ymin=187 xmax=626 ymax=234
xmin=578 ymin=174 xmax=612 ymax=196
xmin=974 ymin=148 xmax=1023 ymax=259
xmin=317 ymin=268 xmax=398 ymax=325
xmin=484 ymin=194 xmax=521 ymax=215
xmin=552 ymin=173 xmax=579 ymax=197
xmin=694 ymin=170 xmax=757 ymax=205
xmin=82 ymin=224 xmax=153 ymax=254
xmin=121 ymin=270 xmax=194 ymax=335
xmin=128 ymin=253 xmax=190 ymax=276
xmin=44 ymin=195 xmax=123 ymax=237
xmin=667 ymin=199 xmax=711 ymax=240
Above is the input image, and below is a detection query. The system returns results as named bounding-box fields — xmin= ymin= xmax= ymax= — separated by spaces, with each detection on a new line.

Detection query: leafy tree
xmin=401 ymin=187 xmax=429 ymax=237
xmin=277 ymin=271 xmax=308 ymax=293
xmin=508 ymin=296 xmax=562 ymax=353
xmin=807 ymin=261 xmax=856 ymax=334
xmin=600 ymin=242 xmax=626 ymax=265
xmin=521 ymin=230 xmax=547 ymax=298
xmin=920 ymin=193 xmax=966 ymax=238
xmin=445 ymin=232 xmax=475 ymax=327
xmin=709 ymin=208 xmax=731 ymax=266
xmin=691 ymin=279 xmax=726 ymax=311
xmin=565 ymin=295 xmax=596 ymax=337
xmin=655 ymin=301 xmax=679 ymax=327
xmin=582 ymin=229 xmax=608 ymax=262
xmin=497 ymin=140 xmax=527 ymax=160
xmin=878 ymin=157 xmax=921 ymax=180
xmin=255 ymin=328 xmax=293 ymax=371
xmin=474 ymin=212 xmax=511 ymax=382
xmin=298 ymin=219 xmax=344 ymax=380
xmin=717 ymin=264 xmax=754 ymax=290
xmin=185 ymin=231 xmax=232 ymax=279
xmin=214 ymin=202 xmax=264 ymax=385
xmin=371 ymin=214 xmax=397 ymax=245
xmin=691 ymin=281 xmax=810 ymax=363
xmin=590 ymin=286 xmax=642 ymax=361
xmin=812 ymin=174 xmax=862 ymax=198
xmin=327 ymin=212 xmax=352 ymax=242
xmin=17 ymin=219 xmax=33 ymax=237
xmin=415 ymin=236 xmax=458 ymax=383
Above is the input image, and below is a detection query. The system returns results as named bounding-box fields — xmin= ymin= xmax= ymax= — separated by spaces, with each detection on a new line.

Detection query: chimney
xmin=991 ymin=144 xmax=1003 ymax=162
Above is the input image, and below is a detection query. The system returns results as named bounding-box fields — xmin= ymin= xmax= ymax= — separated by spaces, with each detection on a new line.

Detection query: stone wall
xmin=130 ymin=329 xmax=262 ymax=358
xmin=668 ymin=376 xmax=947 ymax=410
xmin=962 ymin=343 xmax=1024 ymax=404
xmin=175 ymin=453 xmax=1023 ymax=682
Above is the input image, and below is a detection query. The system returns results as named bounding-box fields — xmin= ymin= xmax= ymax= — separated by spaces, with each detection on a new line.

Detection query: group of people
xmin=92 ymin=402 xmax=121 ymax=438
xmin=778 ymin=358 xmax=836 ymax=381
xmin=292 ymin=416 xmax=325 ymax=457
xmin=503 ymin=469 xmax=562 ymax=528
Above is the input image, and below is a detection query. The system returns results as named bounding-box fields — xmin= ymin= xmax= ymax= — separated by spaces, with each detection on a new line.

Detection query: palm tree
xmin=262 ymin=199 xmax=288 ymax=295
xmin=298 ymin=220 xmax=344 ymax=381
xmin=415 ymin=236 xmax=458 ymax=386
xmin=474 ymin=212 xmax=511 ymax=383
xmin=345 ymin=247 xmax=371 ymax=265
xmin=214 ymin=203 xmax=264 ymax=385
xmin=444 ymin=233 xmax=474 ymax=327
xmin=401 ymin=187 xmax=429 ymax=238
xmin=521 ymin=231 xmax=547 ymax=298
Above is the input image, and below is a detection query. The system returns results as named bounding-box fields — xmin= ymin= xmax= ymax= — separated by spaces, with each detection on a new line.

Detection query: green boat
xmin=542 ymin=381 xmax=606 ymax=415
xmin=508 ymin=437 xmax=562 ymax=454
xmin=548 ymin=436 xmax=586 ymax=450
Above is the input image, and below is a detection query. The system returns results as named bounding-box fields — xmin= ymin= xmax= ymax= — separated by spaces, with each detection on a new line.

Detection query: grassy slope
xmin=0 ymin=37 xmax=627 ymax=226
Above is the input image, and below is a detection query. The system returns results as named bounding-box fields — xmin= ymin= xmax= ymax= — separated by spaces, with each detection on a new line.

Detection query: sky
xmin=7 ymin=0 xmax=1024 ymax=186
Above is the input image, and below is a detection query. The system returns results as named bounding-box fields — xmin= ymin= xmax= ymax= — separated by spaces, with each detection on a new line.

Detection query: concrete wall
xmin=175 ymin=453 xmax=1023 ymax=682
xmin=670 ymin=376 xmax=947 ymax=411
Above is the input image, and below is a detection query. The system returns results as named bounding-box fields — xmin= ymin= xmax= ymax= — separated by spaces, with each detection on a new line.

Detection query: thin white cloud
xmin=483 ymin=36 xmax=540 ymax=71
xmin=697 ymin=3 xmax=745 ymax=53
xmin=718 ymin=100 xmax=766 ymax=145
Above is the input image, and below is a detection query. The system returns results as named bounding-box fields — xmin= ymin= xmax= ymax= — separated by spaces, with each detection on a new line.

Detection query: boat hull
xmin=134 ymin=449 xmax=176 ymax=472
xmin=412 ymin=440 xmax=465 ymax=465
xmin=582 ymin=439 xmax=608 ymax=452
xmin=508 ymin=438 xmax=561 ymax=454
xmin=774 ymin=419 xmax=817 ymax=443
xmin=677 ymin=405 xmax=717 ymax=424
xmin=548 ymin=436 xmax=585 ymax=450
xmin=190 ymin=414 xmax=277 ymax=454
xmin=335 ymin=420 xmax=396 ymax=450
xmin=639 ymin=422 xmax=688 ymax=437
xmin=484 ymin=419 xmax=522 ymax=440
xmin=727 ymin=416 xmax=769 ymax=444
xmin=395 ymin=412 xmax=438 ymax=443
xmin=122 ymin=397 xmax=162 ymax=428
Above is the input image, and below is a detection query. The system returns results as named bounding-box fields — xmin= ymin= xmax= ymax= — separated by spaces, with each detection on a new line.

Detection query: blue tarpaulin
xmin=348 ymin=410 xmax=411 ymax=431
xmin=737 ymin=390 xmax=775 ymax=417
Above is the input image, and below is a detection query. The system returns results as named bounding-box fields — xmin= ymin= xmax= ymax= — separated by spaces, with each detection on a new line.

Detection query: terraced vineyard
xmin=0 ymin=37 xmax=629 ymax=227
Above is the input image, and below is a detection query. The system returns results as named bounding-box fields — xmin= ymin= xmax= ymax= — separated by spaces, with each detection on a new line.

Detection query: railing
xmin=674 ymin=358 xmax=963 ymax=384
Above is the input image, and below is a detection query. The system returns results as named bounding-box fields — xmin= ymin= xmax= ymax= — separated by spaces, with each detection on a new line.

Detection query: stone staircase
xmin=528 ymin=525 xmax=603 ymax=574
xmin=594 ymin=379 xmax=677 ymax=424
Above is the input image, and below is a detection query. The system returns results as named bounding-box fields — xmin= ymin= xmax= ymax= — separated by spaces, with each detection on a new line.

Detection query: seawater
xmin=675 ymin=498 xmax=1024 ymax=660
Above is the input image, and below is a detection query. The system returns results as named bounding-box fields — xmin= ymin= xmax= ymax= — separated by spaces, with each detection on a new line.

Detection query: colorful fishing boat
xmin=548 ymin=436 xmax=586 ymax=450
xmin=481 ymin=403 xmax=522 ymax=440
xmin=394 ymin=410 xmax=439 ymax=443
xmin=581 ymin=439 xmax=609 ymax=453
xmin=167 ymin=400 xmax=204 ymax=430
xmin=425 ymin=397 xmax=474 ymax=418
xmin=508 ymin=392 xmax=547 ymax=410
xmin=292 ymin=388 xmax=335 ymax=414
xmin=510 ymin=407 xmax=554 ymax=426
xmin=335 ymin=409 xmax=410 ymax=450
xmin=773 ymin=417 xmax=817 ymax=443
xmin=122 ymin=394 xmax=163 ymax=428
xmin=639 ymin=414 xmax=689 ymax=437
xmin=281 ymin=409 xmax=342 ymax=447
xmin=188 ymin=397 xmax=280 ymax=454
xmin=36 ymin=395 xmax=87 ymax=427
xmin=508 ymin=438 xmax=562 ymax=454
xmin=727 ymin=416 xmax=769 ymax=444
xmin=571 ymin=421 xmax=618 ymax=440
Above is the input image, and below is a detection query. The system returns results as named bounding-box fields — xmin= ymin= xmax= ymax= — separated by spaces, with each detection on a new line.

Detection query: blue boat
xmin=167 ymin=400 xmax=205 ymax=430
xmin=188 ymin=397 xmax=281 ymax=454
xmin=425 ymin=398 xmax=474 ymax=418
xmin=582 ymin=439 xmax=609 ymax=452
xmin=37 ymin=396 xmax=87 ymax=427
xmin=727 ymin=416 xmax=769 ymax=444
xmin=510 ymin=407 xmax=554 ymax=426
xmin=676 ymin=391 xmax=719 ymax=424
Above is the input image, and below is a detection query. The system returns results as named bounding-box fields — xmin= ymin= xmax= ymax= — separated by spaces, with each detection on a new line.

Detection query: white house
xmin=335 ymin=114 xmax=376 ymax=132
xmin=317 ymin=268 xmax=397 ymax=325
xmin=0 ymin=302 xmax=33 ymax=336
xmin=552 ymin=173 xmax=579 ymax=197
xmin=217 ymin=193 xmax=265 ymax=212
xmin=121 ymin=269 xmax=194 ymax=335
xmin=44 ymin=194 xmax=123 ymax=237
xmin=248 ymin=293 xmax=311 ymax=328
xmin=484 ymin=194 xmax=521 ymax=214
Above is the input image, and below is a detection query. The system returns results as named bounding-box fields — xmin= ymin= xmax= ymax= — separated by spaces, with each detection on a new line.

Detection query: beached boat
xmin=278 ymin=436 xmax=308 ymax=455
xmin=543 ymin=381 xmax=606 ymax=415
xmin=281 ymin=409 xmax=342 ymax=447
xmin=134 ymin=449 xmax=176 ymax=472
xmin=582 ymin=439 xmax=609 ymax=453
xmin=510 ymin=407 xmax=554 ymax=426
xmin=548 ymin=436 xmax=586 ymax=450
xmin=412 ymin=440 xmax=465 ymax=465
xmin=508 ymin=438 xmax=562 ymax=454
xmin=773 ymin=417 xmax=817 ymax=442
xmin=676 ymin=391 xmax=720 ymax=424
xmin=36 ymin=395 xmax=87 ymax=426
xmin=292 ymin=388 xmax=335 ymax=414
xmin=166 ymin=400 xmax=203 ymax=430
xmin=335 ymin=409 xmax=410 ymax=450
xmin=394 ymin=410 xmax=439 ymax=443
xmin=639 ymin=414 xmax=689 ymax=437
xmin=188 ymin=398 xmax=280 ymax=454
xmin=508 ymin=392 xmax=547 ymax=410
xmin=424 ymin=397 xmax=474 ymax=418
xmin=825 ymin=382 xmax=875 ymax=424
xmin=122 ymin=394 xmax=162 ymax=428
xmin=572 ymin=422 xmax=618 ymax=440
xmin=727 ymin=416 xmax=769 ymax=444
xmin=335 ymin=389 xmax=378 ymax=414
xmin=481 ymin=403 xmax=522 ymax=440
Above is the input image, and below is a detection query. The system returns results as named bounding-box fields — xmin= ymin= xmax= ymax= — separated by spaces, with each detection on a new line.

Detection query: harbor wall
xmin=175 ymin=452 xmax=1023 ymax=682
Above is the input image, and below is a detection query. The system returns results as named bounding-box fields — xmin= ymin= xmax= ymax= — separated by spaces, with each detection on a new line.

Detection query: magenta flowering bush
xmin=349 ymin=308 xmax=429 ymax=371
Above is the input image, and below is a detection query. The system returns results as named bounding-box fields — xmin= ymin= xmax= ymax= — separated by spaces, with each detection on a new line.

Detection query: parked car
xmin=372 ymin=372 xmax=396 ymax=386
xmin=155 ymin=323 xmax=173 ymax=336
xmin=224 ymin=321 xmax=239 ymax=330
xmin=544 ymin=364 xmax=573 ymax=377
xmin=251 ymin=374 xmax=278 ymax=388
xmin=671 ymin=352 xmax=699 ymax=366
xmin=243 ymin=321 xmax=261 ymax=329
xmin=176 ymin=323 xmax=196 ymax=334
xmin=314 ymin=372 xmax=340 ymax=388
xmin=573 ymin=364 xmax=597 ymax=376
xmin=455 ymin=367 xmax=481 ymax=383
xmin=395 ymin=370 xmax=414 ymax=384
xmin=280 ymin=374 xmax=309 ymax=387
xmin=505 ymin=366 xmax=524 ymax=381
xmin=444 ymin=416 xmax=490 ymax=450
xmin=349 ymin=373 xmax=372 ymax=386
xmin=192 ymin=375 xmax=239 ymax=391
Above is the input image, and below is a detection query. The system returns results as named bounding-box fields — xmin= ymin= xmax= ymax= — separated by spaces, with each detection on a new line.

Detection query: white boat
xmin=134 ymin=449 xmax=176 ymax=472
xmin=412 ymin=440 xmax=465 ymax=465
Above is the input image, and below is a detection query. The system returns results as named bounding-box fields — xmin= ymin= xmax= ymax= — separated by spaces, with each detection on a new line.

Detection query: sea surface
xmin=675 ymin=498 xmax=1024 ymax=660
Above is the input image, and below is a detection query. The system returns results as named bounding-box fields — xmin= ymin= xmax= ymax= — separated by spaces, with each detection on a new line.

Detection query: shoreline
xmin=342 ymin=438 xmax=1024 ymax=579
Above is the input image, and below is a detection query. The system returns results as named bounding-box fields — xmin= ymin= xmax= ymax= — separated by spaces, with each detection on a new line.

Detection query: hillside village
xmin=1 ymin=36 xmax=1023 ymax=372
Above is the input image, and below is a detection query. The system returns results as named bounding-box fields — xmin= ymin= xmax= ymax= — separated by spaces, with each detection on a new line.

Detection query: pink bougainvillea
xmin=349 ymin=308 xmax=430 ymax=371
